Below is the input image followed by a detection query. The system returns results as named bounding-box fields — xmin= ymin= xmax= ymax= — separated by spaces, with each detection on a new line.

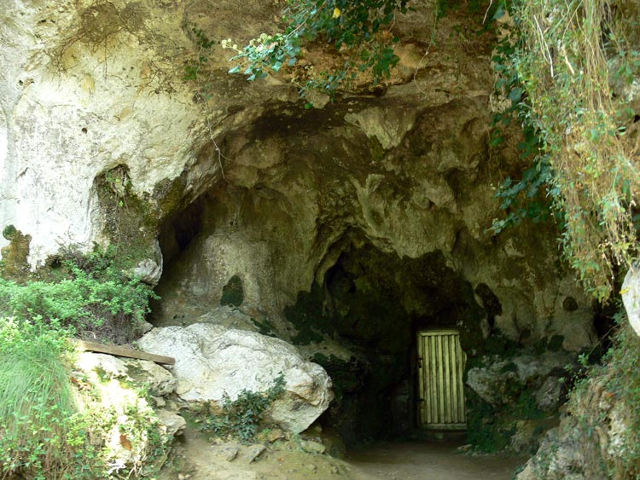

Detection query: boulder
xmin=138 ymin=324 xmax=333 ymax=433
xmin=157 ymin=409 xmax=187 ymax=437
xmin=466 ymin=358 xmax=518 ymax=406
xmin=466 ymin=351 xmax=574 ymax=407
xmin=130 ymin=258 xmax=163 ymax=286
xmin=127 ymin=240 xmax=164 ymax=286
xmin=535 ymin=376 xmax=566 ymax=412
xmin=622 ymin=265 xmax=640 ymax=337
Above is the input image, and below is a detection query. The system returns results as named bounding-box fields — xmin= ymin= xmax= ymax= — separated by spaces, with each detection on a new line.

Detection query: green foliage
xmin=0 ymin=246 xmax=158 ymax=342
xmin=489 ymin=3 xmax=559 ymax=235
xmin=202 ymin=374 xmax=286 ymax=443
xmin=489 ymin=157 xmax=555 ymax=234
xmin=497 ymin=0 xmax=640 ymax=300
xmin=466 ymin=387 xmax=548 ymax=454
xmin=0 ymin=247 xmax=162 ymax=477
xmin=0 ymin=318 xmax=103 ymax=479
xmin=2 ymin=224 xmax=17 ymax=241
xmin=221 ymin=0 xmax=410 ymax=94
xmin=183 ymin=26 xmax=216 ymax=82
xmin=465 ymin=390 xmax=514 ymax=453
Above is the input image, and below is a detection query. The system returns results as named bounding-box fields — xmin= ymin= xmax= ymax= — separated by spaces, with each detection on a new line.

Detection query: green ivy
xmin=183 ymin=26 xmax=217 ymax=82
xmin=489 ymin=157 xmax=555 ymax=235
xmin=488 ymin=5 xmax=559 ymax=235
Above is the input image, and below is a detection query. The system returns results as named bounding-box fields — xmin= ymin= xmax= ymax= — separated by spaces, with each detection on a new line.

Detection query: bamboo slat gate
xmin=417 ymin=329 xmax=466 ymax=430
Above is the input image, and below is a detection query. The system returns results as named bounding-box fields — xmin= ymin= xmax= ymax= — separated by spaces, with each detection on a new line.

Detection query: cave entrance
xmin=284 ymin=240 xmax=488 ymax=445
xmin=417 ymin=329 xmax=467 ymax=431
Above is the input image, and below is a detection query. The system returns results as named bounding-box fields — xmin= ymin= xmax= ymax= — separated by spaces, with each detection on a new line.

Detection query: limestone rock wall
xmin=517 ymin=325 xmax=640 ymax=480
xmin=0 ymin=0 xmax=293 ymax=262
xmin=0 ymin=0 xmax=596 ymax=350
xmin=155 ymin=95 xmax=595 ymax=350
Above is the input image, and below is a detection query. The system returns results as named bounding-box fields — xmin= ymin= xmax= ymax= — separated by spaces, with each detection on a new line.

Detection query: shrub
xmin=187 ymin=0 xmax=413 ymax=98
xmin=202 ymin=375 xmax=286 ymax=443
xmin=0 ymin=246 xmax=162 ymax=478
xmin=0 ymin=246 xmax=158 ymax=343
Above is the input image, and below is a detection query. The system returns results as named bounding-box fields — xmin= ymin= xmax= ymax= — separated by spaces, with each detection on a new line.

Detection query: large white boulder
xmin=622 ymin=265 xmax=640 ymax=337
xmin=138 ymin=324 xmax=333 ymax=433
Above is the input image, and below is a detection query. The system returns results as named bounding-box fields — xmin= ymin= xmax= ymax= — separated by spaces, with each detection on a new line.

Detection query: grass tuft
xmin=0 ymin=318 xmax=101 ymax=479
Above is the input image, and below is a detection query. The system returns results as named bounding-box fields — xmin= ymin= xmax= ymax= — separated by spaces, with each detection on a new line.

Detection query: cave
xmin=145 ymin=92 xmax=597 ymax=453
xmin=2 ymin=0 xmax=639 ymax=477
xmin=150 ymin=186 xmax=587 ymax=453
xmin=63 ymin=0 xmax=599 ymax=458
xmin=282 ymin=240 xmax=487 ymax=444
xmin=152 ymin=221 xmax=490 ymax=445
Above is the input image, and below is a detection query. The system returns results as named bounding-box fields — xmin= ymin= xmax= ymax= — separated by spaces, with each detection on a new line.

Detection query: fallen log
xmin=73 ymin=339 xmax=175 ymax=365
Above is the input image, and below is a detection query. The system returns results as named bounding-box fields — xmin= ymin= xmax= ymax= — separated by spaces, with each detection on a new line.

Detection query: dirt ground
xmin=347 ymin=442 xmax=525 ymax=480
xmin=159 ymin=426 xmax=526 ymax=480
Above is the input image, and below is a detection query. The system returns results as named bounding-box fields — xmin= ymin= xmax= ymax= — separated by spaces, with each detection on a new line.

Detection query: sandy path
xmin=348 ymin=442 xmax=525 ymax=480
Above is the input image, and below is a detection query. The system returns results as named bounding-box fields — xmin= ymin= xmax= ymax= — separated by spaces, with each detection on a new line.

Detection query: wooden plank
xmin=437 ymin=336 xmax=444 ymax=424
xmin=423 ymin=334 xmax=431 ymax=425
xmin=443 ymin=334 xmax=451 ymax=424
xmin=459 ymin=344 xmax=467 ymax=422
xmin=430 ymin=335 xmax=437 ymax=423
xmin=73 ymin=340 xmax=175 ymax=365
xmin=445 ymin=334 xmax=453 ymax=424
xmin=417 ymin=334 xmax=426 ymax=426
xmin=451 ymin=335 xmax=459 ymax=424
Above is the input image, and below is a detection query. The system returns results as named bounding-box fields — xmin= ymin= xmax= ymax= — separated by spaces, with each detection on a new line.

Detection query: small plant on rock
xmin=202 ymin=374 xmax=286 ymax=443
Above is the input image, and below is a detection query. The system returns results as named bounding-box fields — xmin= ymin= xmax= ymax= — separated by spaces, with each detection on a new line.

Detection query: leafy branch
xmin=221 ymin=0 xmax=410 ymax=95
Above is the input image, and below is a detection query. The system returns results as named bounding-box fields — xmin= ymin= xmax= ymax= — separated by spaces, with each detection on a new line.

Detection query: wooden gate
xmin=417 ymin=329 xmax=466 ymax=430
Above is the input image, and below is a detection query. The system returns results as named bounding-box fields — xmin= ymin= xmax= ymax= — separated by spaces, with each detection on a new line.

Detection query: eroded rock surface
xmin=73 ymin=352 xmax=182 ymax=473
xmin=0 ymin=0 xmax=294 ymax=264
xmin=0 ymin=0 xmax=596 ymax=355
xmin=466 ymin=351 xmax=575 ymax=408
xmin=517 ymin=376 xmax=631 ymax=480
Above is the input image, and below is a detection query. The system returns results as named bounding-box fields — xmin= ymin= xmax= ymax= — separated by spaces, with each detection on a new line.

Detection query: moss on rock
xmin=0 ymin=227 xmax=31 ymax=280
xmin=220 ymin=275 xmax=245 ymax=307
